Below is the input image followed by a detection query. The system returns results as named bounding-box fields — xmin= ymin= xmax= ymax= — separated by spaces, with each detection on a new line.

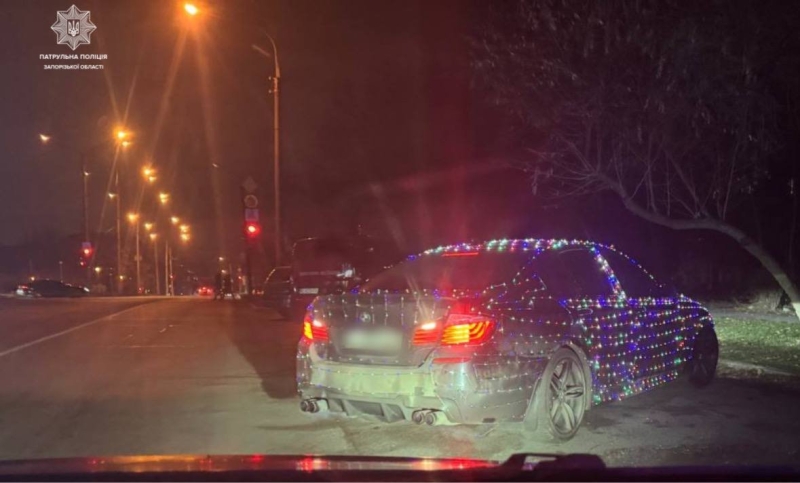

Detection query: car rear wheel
xmin=688 ymin=327 xmax=718 ymax=387
xmin=525 ymin=347 xmax=588 ymax=442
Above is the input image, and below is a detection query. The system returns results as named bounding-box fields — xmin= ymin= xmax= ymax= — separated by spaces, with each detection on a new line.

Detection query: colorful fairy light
xmin=298 ymin=238 xmax=712 ymax=420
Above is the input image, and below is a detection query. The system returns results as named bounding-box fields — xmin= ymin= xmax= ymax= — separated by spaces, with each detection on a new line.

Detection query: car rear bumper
xmin=296 ymin=341 xmax=544 ymax=424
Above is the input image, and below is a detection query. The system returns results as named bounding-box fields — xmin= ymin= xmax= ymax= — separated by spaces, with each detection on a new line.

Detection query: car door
xmin=531 ymin=247 xmax=635 ymax=402
xmin=486 ymin=256 xmax=571 ymax=360
xmin=600 ymin=248 xmax=687 ymax=382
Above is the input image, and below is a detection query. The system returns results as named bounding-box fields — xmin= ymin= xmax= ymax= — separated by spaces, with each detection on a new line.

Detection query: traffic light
xmin=244 ymin=221 xmax=261 ymax=238
xmin=80 ymin=246 xmax=93 ymax=267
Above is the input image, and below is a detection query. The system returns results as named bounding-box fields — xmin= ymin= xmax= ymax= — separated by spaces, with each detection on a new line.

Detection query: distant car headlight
xmin=83 ymin=287 xmax=90 ymax=293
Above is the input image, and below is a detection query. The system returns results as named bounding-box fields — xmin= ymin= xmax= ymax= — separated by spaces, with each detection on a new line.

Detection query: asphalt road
xmin=0 ymin=296 xmax=798 ymax=469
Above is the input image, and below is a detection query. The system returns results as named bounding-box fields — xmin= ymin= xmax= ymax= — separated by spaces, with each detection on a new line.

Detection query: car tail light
xmin=441 ymin=314 xmax=495 ymax=346
xmin=412 ymin=322 xmax=440 ymax=346
xmin=302 ymin=314 xmax=329 ymax=342
xmin=413 ymin=303 xmax=496 ymax=347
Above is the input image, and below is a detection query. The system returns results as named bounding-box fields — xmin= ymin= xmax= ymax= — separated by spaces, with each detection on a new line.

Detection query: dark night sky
xmin=0 ymin=0 xmax=756 ymax=286
xmin=0 ymin=1 xmax=529 ymax=262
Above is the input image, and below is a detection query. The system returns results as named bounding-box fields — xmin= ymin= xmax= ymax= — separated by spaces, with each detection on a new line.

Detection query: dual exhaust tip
xmin=300 ymin=399 xmax=441 ymax=426
xmin=300 ymin=398 xmax=328 ymax=413
xmin=411 ymin=409 xmax=441 ymax=426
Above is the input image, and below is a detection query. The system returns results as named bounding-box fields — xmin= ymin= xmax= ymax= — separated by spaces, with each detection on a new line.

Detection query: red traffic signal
xmin=244 ymin=221 xmax=261 ymax=238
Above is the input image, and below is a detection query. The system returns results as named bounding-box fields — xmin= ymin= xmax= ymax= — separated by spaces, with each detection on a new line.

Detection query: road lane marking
xmin=0 ymin=303 xmax=154 ymax=359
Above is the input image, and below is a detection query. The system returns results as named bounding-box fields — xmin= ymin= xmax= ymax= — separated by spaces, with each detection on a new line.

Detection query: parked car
xmin=296 ymin=238 xmax=718 ymax=441
xmin=263 ymin=266 xmax=292 ymax=315
xmin=289 ymin=236 xmax=401 ymax=319
xmin=16 ymin=279 xmax=90 ymax=298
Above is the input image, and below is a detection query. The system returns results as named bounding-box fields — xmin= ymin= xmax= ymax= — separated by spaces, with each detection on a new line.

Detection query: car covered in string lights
xmin=296 ymin=239 xmax=718 ymax=441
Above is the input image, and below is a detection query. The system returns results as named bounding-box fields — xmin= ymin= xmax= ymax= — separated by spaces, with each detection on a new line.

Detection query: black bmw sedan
xmin=297 ymin=239 xmax=719 ymax=441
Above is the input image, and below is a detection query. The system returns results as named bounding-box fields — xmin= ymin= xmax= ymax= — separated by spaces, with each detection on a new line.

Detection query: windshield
xmin=2 ymin=0 xmax=800 ymax=477
xmin=362 ymin=252 xmax=529 ymax=291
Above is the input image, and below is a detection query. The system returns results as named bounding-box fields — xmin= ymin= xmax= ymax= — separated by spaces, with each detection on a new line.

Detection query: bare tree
xmin=473 ymin=0 xmax=800 ymax=315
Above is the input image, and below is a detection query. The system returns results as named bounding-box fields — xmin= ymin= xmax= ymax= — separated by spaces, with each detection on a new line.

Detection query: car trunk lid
xmin=309 ymin=293 xmax=456 ymax=366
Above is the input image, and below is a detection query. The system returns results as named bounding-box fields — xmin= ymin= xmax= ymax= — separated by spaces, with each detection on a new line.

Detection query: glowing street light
xmin=94 ymin=266 xmax=102 ymax=273
xmin=116 ymin=129 xmax=129 ymax=141
xmin=149 ymin=233 xmax=158 ymax=241
xmin=179 ymin=224 xmax=190 ymax=234
xmin=108 ymin=192 xmax=117 ymax=200
xmin=142 ymin=166 xmax=157 ymax=183
xmin=184 ymin=3 xmax=199 ymax=16
xmin=170 ymin=216 xmax=180 ymax=225
xmin=39 ymin=133 xmax=51 ymax=144
xmin=158 ymin=192 xmax=170 ymax=204
xmin=144 ymin=222 xmax=154 ymax=232
xmin=180 ymin=233 xmax=191 ymax=242
xmin=127 ymin=212 xmax=139 ymax=223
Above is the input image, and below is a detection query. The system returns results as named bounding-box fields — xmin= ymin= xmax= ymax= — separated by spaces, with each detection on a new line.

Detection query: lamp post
xmin=149 ymin=232 xmax=160 ymax=295
xmin=183 ymin=4 xmax=282 ymax=264
xmin=127 ymin=213 xmax=141 ymax=294
xmin=113 ymin=129 xmax=131 ymax=294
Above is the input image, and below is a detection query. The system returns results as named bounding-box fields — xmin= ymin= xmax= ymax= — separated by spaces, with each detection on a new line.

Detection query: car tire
xmin=524 ymin=347 xmax=589 ymax=442
xmin=688 ymin=326 xmax=718 ymax=387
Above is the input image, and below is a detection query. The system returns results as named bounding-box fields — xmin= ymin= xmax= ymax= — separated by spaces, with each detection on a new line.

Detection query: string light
xmin=298 ymin=238 xmax=711 ymax=419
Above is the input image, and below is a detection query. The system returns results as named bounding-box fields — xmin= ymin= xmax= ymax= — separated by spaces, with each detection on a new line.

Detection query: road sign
xmin=242 ymin=176 xmax=258 ymax=194
xmin=244 ymin=208 xmax=259 ymax=222
xmin=243 ymin=194 xmax=258 ymax=209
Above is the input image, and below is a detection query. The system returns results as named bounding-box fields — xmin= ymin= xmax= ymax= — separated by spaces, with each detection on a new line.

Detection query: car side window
xmin=532 ymin=249 xmax=615 ymax=298
xmin=600 ymin=249 xmax=670 ymax=298
xmin=490 ymin=259 xmax=547 ymax=303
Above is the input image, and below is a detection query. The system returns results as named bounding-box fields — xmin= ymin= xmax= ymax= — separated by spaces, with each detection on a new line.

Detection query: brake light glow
xmin=442 ymin=251 xmax=479 ymax=258
xmin=302 ymin=315 xmax=329 ymax=342
xmin=441 ymin=320 xmax=494 ymax=345
xmin=412 ymin=322 xmax=440 ymax=345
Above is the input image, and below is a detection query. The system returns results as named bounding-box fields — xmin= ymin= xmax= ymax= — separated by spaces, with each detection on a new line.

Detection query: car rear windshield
xmin=360 ymin=252 xmax=530 ymax=291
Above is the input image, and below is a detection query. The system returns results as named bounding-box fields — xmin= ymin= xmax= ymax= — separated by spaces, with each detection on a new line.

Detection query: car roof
xmin=412 ymin=238 xmax=614 ymax=259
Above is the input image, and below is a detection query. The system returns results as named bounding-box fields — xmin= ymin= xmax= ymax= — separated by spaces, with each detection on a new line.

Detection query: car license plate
xmin=298 ymin=288 xmax=319 ymax=295
xmin=344 ymin=329 xmax=402 ymax=353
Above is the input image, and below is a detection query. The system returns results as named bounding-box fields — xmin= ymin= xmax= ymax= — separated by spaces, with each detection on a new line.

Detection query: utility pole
xmin=254 ymin=35 xmax=281 ymax=265
xmin=169 ymin=246 xmax=175 ymax=295
xmin=134 ymin=222 xmax=141 ymax=294
xmin=164 ymin=239 xmax=170 ymax=296
xmin=115 ymin=171 xmax=122 ymax=295
xmin=82 ymin=157 xmax=91 ymax=285
xmin=59 ymin=261 xmax=64 ymax=281
xmin=272 ymin=58 xmax=281 ymax=265
xmin=153 ymin=239 xmax=160 ymax=295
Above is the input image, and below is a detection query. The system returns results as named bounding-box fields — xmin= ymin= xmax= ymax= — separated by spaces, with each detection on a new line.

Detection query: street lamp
xmin=39 ymin=134 xmax=51 ymax=144
xmin=159 ymin=192 xmax=170 ymax=204
xmin=184 ymin=6 xmax=282 ymax=264
xmin=142 ymin=166 xmax=157 ymax=183
xmin=170 ymin=216 xmax=180 ymax=225
xmin=149 ymin=233 xmax=161 ymax=295
xmin=128 ymin=212 xmax=141 ymax=294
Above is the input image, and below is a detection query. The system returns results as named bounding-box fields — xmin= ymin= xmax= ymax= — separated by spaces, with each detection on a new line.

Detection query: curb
xmin=718 ymin=359 xmax=796 ymax=378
